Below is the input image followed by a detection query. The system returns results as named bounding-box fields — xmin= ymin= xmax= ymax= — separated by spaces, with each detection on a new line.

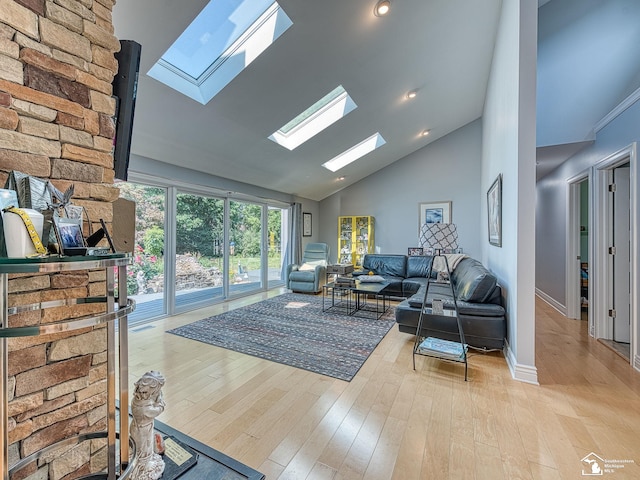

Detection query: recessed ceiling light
xmin=420 ymin=129 xmax=430 ymax=137
xmin=337 ymin=176 xmax=345 ymax=181
xmin=374 ymin=0 xmax=391 ymax=17
xmin=406 ymin=90 xmax=418 ymax=99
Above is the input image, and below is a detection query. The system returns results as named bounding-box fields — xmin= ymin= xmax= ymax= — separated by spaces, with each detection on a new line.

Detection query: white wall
xmin=318 ymin=119 xmax=483 ymax=264
xmin=481 ymin=0 xmax=538 ymax=383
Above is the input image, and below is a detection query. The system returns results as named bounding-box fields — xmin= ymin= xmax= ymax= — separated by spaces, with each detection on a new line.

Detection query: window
xmin=322 ymin=133 xmax=386 ymax=172
xmin=148 ymin=0 xmax=293 ymax=104
xmin=269 ymin=86 xmax=357 ymax=150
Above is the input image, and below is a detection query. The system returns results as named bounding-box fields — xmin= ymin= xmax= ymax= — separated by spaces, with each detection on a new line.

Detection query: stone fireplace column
xmin=0 ymin=0 xmax=124 ymax=478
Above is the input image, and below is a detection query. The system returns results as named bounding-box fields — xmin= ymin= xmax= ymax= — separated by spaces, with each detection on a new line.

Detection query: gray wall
xmin=481 ymin=0 xmax=538 ymax=381
xmin=536 ymin=98 xmax=640 ymax=305
xmin=129 ymin=154 xmax=296 ymax=205
xmin=318 ymin=119 xmax=483 ymax=264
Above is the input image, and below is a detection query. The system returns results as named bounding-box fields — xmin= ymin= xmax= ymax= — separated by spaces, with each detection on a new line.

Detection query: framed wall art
xmin=487 ymin=174 xmax=502 ymax=247
xmin=419 ymin=201 xmax=451 ymax=229
xmin=302 ymin=212 xmax=312 ymax=237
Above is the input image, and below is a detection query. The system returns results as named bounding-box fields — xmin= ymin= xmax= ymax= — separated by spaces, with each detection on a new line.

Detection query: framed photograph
xmin=302 ymin=212 xmax=312 ymax=237
xmin=53 ymin=216 xmax=87 ymax=254
xmin=487 ymin=174 xmax=502 ymax=247
xmin=419 ymin=201 xmax=451 ymax=229
xmin=408 ymin=247 xmax=423 ymax=256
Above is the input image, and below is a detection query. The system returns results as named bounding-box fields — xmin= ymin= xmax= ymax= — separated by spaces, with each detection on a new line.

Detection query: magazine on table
xmin=417 ymin=337 xmax=467 ymax=360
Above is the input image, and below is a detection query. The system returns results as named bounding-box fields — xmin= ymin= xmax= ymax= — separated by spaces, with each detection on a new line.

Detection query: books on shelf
xmin=417 ymin=337 xmax=467 ymax=361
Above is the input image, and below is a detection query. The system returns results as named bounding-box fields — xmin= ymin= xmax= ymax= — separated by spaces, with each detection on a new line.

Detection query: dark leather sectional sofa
xmin=353 ymin=254 xmax=506 ymax=350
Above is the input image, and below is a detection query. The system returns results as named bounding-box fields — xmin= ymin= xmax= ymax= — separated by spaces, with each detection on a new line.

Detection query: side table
xmin=325 ymin=264 xmax=354 ymax=284
xmin=322 ymin=282 xmax=355 ymax=315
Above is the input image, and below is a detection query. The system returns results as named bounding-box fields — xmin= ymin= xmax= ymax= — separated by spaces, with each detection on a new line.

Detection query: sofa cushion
xmin=406 ymin=255 xmax=433 ymax=278
xmin=299 ymin=261 xmax=323 ymax=271
xmin=379 ymin=276 xmax=404 ymax=295
xmin=407 ymin=284 xmax=452 ymax=308
xmin=455 ymin=299 xmax=505 ymax=317
xmin=402 ymin=278 xmax=428 ymax=296
xmin=452 ymin=258 xmax=497 ymax=303
xmin=288 ymin=270 xmax=317 ymax=282
xmin=362 ymin=254 xmax=407 ymax=277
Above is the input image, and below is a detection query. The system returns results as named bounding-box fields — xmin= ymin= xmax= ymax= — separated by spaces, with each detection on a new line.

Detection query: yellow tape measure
xmin=3 ymin=206 xmax=47 ymax=255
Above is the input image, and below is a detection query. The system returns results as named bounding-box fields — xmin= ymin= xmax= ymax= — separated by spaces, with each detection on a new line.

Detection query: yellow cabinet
xmin=338 ymin=216 xmax=375 ymax=267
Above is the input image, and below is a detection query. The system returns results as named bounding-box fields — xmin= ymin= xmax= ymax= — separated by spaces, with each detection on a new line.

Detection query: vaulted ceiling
xmin=536 ymin=0 xmax=640 ymax=179
xmin=112 ymin=0 xmax=640 ymax=196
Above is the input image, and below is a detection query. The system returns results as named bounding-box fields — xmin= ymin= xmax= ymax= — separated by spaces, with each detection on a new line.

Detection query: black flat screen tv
xmin=112 ymin=40 xmax=141 ymax=181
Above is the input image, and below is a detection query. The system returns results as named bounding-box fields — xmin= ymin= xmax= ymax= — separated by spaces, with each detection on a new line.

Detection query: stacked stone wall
xmin=0 ymin=1 xmax=120 ymax=478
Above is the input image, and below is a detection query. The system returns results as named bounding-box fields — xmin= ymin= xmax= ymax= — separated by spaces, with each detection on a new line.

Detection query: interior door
xmin=612 ymin=164 xmax=631 ymax=343
xmin=579 ymin=179 xmax=589 ymax=318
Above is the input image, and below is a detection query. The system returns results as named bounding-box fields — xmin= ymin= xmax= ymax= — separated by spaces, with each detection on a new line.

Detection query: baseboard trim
xmin=535 ymin=288 xmax=567 ymax=316
xmin=504 ymin=339 xmax=539 ymax=385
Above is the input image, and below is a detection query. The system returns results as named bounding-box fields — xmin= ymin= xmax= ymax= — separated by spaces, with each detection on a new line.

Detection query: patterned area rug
xmin=167 ymin=293 xmax=396 ymax=381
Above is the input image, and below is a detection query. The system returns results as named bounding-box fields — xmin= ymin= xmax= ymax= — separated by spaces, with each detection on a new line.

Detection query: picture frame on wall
xmin=303 ymin=212 xmax=312 ymax=237
xmin=419 ymin=201 xmax=451 ymax=229
xmin=487 ymin=174 xmax=502 ymax=247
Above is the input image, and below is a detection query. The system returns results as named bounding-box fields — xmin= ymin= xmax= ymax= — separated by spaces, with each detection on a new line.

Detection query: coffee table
xmin=323 ymin=280 xmax=390 ymax=319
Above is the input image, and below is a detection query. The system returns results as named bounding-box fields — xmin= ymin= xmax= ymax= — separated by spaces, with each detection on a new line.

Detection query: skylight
xmin=322 ymin=133 xmax=386 ymax=172
xmin=148 ymin=0 xmax=292 ymax=105
xmin=269 ymin=86 xmax=357 ymax=150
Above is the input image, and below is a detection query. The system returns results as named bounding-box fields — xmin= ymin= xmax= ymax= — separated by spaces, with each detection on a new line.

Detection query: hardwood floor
xmin=127 ymin=292 xmax=640 ymax=479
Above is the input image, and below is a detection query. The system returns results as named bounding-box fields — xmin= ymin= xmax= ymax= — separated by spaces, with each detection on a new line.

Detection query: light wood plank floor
xmin=127 ymin=291 xmax=640 ymax=479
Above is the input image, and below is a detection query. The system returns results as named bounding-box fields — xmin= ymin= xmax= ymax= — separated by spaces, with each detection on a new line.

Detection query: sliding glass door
xmin=118 ymin=177 xmax=288 ymax=323
xmin=268 ymin=206 xmax=287 ymax=288
xmin=229 ymin=199 xmax=263 ymax=296
xmin=117 ymin=182 xmax=167 ymax=324
xmin=175 ymin=191 xmax=226 ymax=310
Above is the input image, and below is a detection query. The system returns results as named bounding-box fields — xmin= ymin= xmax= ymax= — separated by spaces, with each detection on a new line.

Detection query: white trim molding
xmin=593 ymin=86 xmax=640 ymax=134
xmin=504 ymin=339 xmax=539 ymax=385
xmin=593 ymin=144 xmax=639 ymax=371
xmin=565 ymin=169 xmax=591 ymax=321
xmin=535 ymin=288 xmax=566 ymax=316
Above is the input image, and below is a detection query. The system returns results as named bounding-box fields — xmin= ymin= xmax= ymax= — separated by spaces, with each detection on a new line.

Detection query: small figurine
xmin=130 ymin=371 xmax=166 ymax=480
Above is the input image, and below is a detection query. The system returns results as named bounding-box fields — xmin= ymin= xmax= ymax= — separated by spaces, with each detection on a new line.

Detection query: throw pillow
xmin=358 ymin=275 xmax=386 ymax=282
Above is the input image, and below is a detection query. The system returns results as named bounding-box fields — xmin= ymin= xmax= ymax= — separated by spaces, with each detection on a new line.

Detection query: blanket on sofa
xmin=432 ymin=254 xmax=467 ymax=272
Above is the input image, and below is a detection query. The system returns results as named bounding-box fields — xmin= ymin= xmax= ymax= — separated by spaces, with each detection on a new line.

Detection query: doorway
xmin=567 ymin=173 xmax=591 ymax=325
xmin=610 ymin=163 xmax=631 ymax=348
xmin=593 ymin=145 xmax=638 ymax=367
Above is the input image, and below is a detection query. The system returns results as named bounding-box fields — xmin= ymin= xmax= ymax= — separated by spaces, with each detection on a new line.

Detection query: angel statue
xmin=130 ymin=371 xmax=166 ymax=480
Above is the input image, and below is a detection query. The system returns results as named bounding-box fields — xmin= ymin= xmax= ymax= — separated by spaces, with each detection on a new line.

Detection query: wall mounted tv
xmin=112 ymin=40 xmax=141 ymax=181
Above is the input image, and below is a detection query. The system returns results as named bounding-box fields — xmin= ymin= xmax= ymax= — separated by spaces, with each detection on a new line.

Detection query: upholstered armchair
xmin=286 ymin=243 xmax=330 ymax=293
